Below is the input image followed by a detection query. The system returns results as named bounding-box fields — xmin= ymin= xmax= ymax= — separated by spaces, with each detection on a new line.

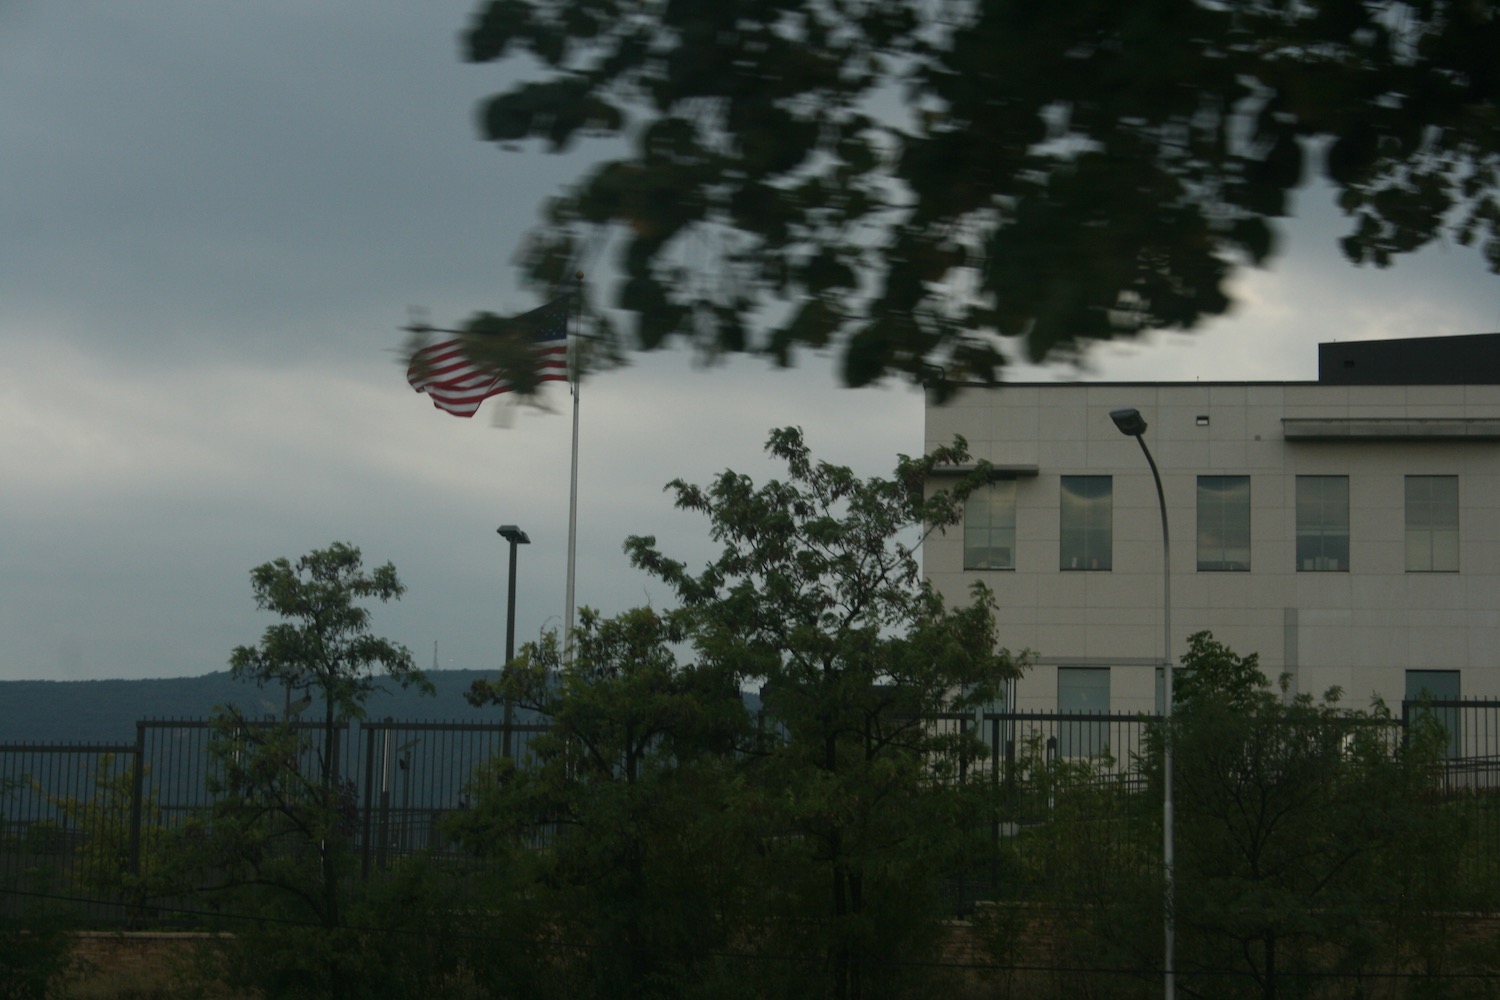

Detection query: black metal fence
xmin=5 ymin=701 xmax=1498 ymax=921
xmin=0 ymin=741 xmax=136 ymax=921
xmin=0 ymin=715 xmax=549 ymax=919
xmin=357 ymin=717 xmax=550 ymax=874
xmin=1402 ymin=698 xmax=1500 ymax=789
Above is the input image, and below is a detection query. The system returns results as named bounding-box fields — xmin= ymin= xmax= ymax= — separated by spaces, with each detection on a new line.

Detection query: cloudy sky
xmin=3 ymin=2 xmax=1497 ymax=684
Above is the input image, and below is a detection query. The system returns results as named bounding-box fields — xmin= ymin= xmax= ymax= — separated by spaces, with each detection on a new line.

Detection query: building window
xmin=1405 ymin=669 xmax=1461 ymax=758
xmin=1295 ymin=475 xmax=1349 ymax=572
xmin=1060 ymin=476 xmax=1111 ymax=571
xmin=1197 ymin=475 xmax=1251 ymax=571
xmin=1406 ymin=475 xmax=1458 ymax=572
xmin=1058 ymin=667 xmax=1110 ymax=756
xmin=964 ymin=481 xmax=1016 ymax=570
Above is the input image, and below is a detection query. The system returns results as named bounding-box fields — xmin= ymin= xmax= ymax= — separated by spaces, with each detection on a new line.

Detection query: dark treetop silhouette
xmin=459 ymin=0 xmax=1500 ymax=395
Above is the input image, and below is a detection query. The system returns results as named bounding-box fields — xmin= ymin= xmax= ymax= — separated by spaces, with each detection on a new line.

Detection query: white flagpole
xmin=563 ymin=273 xmax=583 ymax=668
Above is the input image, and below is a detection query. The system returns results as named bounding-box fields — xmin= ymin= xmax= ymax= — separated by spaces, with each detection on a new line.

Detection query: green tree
xmin=1156 ymin=632 xmax=1450 ymax=998
xmin=624 ymin=427 xmax=1022 ymax=999
xmin=457 ymin=0 xmax=1500 ymax=390
xmin=0 ymin=914 xmax=73 ymax=1000
xmin=228 ymin=542 xmax=428 ymax=795
xmin=0 ymin=777 xmax=77 ymax=1000
xmin=195 ymin=543 xmax=428 ymax=998
xmin=971 ymin=634 xmax=1500 ymax=998
xmin=973 ymin=726 xmax=1163 ymax=999
xmin=53 ymin=755 xmax=177 ymax=921
xmin=454 ymin=608 xmax=754 ymax=1000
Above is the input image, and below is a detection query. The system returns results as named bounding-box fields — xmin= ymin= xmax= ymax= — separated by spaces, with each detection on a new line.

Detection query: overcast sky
xmin=3 ymin=2 xmax=1497 ymax=684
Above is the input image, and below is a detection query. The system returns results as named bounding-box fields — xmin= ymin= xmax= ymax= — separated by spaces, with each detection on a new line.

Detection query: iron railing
xmin=5 ymin=701 xmax=1498 ymax=921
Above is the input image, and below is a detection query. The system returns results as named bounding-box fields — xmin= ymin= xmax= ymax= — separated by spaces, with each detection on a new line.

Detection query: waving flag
xmin=407 ymin=297 xmax=570 ymax=417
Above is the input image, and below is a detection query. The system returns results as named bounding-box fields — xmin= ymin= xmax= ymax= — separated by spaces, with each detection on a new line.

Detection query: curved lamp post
xmin=1110 ymin=407 xmax=1174 ymax=1000
xmin=497 ymin=525 xmax=530 ymax=759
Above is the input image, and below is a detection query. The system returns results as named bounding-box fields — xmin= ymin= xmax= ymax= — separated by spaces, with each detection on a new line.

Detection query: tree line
xmin=10 ymin=430 xmax=1499 ymax=999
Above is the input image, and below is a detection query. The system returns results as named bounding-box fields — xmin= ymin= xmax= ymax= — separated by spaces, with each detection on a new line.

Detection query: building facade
xmin=923 ymin=334 xmax=1500 ymax=720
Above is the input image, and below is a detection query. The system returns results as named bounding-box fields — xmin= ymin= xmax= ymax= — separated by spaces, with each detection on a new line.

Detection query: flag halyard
xmin=407 ymin=296 xmax=570 ymax=417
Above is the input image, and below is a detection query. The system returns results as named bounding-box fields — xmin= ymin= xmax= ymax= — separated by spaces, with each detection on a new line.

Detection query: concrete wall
xmin=924 ymin=382 xmax=1500 ymax=712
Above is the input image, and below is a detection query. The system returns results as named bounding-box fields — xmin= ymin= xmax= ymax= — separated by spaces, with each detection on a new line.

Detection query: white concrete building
xmin=923 ymin=334 xmax=1500 ymax=720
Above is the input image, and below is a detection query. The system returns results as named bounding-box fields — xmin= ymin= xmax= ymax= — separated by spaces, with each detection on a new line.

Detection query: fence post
xmin=330 ymin=718 xmax=341 ymax=795
xmin=987 ymin=714 xmax=1001 ymax=896
xmin=958 ymin=716 xmax=968 ymax=786
xmin=129 ymin=721 xmax=146 ymax=877
xmin=377 ymin=718 xmax=393 ymax=872
xmin=361 ymin=721 xmax=377 ymax=879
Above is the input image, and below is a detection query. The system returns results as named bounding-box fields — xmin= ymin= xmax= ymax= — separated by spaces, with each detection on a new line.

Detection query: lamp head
xmin=1110 ymin=407 xmax=1148 ymax=437
xmin=497 ymin=525 xmax=531 ymax=545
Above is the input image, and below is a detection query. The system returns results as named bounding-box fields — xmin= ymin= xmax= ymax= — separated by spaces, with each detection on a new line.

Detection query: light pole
xmin=497 ymin=525 xmax=530 ymax=759
xmin=1110 ymin=407 xmax=1174 ymax=1000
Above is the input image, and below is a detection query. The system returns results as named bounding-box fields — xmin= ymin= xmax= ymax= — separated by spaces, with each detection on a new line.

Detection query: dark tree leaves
xmin=461 ymin=0 xmax=1500 ymax=390
xmin=622 ymin=427 xmax=1023 ymax=996
xmin=228 ymin=542 xmax=428 ymax=727
xmin=1162 ymin=631 xmax=1451 ymax=996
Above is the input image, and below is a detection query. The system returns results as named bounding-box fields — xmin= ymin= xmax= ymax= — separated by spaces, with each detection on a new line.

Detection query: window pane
xmin=1058 ymin=667 xmax=1110 ymax=756
xmin=1197 ymin=475 xmax=1251 ymax=571
xmin=1405 ymin=669 xmax=1461 ymax=758
xmin=1295 ymin=476 xmax=1349 ymax=572
xmin=964 ymin=481 xmax=1017 ymax=570
xmin=1060 ymin=476 xmax=1112 ymax=571
xmin=1406 ymin=475 xmax=1458 ymax=572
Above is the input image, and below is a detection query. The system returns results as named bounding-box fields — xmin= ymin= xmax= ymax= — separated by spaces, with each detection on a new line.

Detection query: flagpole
xmin=563 ymin=272 xmax=583 ymax=669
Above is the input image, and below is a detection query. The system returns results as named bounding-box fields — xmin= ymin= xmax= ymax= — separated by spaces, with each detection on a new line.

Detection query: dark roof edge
xmin=1319 ymin=333 xmax=1500 ymax=385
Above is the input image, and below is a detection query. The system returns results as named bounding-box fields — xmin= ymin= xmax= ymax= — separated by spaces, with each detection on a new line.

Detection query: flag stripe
xmin=407 ymin=297 xmax=570 ymax=418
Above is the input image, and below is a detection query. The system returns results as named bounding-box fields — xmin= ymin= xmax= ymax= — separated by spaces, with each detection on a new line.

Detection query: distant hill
xmin=0 ymin=669 xmax=505 ymax=745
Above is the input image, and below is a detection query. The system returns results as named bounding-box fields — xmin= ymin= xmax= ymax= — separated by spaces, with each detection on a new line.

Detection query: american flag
xmin=406 ymin=296 xmax=570 ymax=417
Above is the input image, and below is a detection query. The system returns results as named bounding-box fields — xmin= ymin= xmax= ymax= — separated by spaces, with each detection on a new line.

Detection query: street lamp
xmin=1110 ymin=407 xmax=1174 ymax=1000
xmin=497 ymin=525 xmax=530 ymax=759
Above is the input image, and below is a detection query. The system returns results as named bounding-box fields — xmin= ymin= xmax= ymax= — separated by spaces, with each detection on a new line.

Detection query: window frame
xmin=1059 ymin=475 xmax=1112 ymax=571
xmin=1196 ymin=475 xmax=1251 ymax=572
xmin=1295 ymin=475 xmax=1350 ymax=573
xmin=1405 ymin=669 xmax=1461 ymax=758
xmin=1405 ymin=475 xmax=1459 ymax=573
xmin=963 ymin=480 xmax=1018 ymax=571
xmin=1057 ymin=666 xmax=1111 ymax=757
